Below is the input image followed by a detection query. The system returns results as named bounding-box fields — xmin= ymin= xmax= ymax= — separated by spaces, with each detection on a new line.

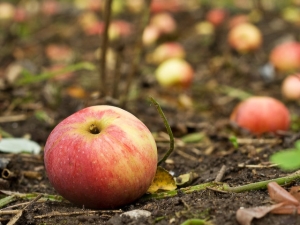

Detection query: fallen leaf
xmin=236 ymin=203 xmax=284 ymax=225
xmin=268 ymin=182 xmax=299 ymax=206
xmin=0 ymin=138 xmax=41 ymax=154
xmin=289 ymin=186 xmax=300 ymax=202
xmin=271 ymin=204 xmax=300 ymax=214
xmin=175 ymin=172 xmax=198 ymax=187
xmin=147 ymin=166 xmax=176 ymax=194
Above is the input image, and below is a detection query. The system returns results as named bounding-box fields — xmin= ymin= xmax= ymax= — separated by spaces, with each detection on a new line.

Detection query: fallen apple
xmin=148 ymin=42 xmax=186 ymax=64
xmin=150 ymin=12 xmax=177 ymax=35
xmin=206 ymin=8 xmax=227 ymax=27
xmin=142 ymin=25 xmax=160 ymax=46
xmin=269 ymin=41 xmax=300 ymax=72
xmin=230 ymin=96 xmax=290 ymax=135
xmin=155 ymin=58 xmax=194 ymax=89
xmin=281 ymin=74 xmax=300 ymax=100
xmin=228 ymin=22 xmax=262 ymax=53
xmin=44 ymin=105 xmax=158 ymax=209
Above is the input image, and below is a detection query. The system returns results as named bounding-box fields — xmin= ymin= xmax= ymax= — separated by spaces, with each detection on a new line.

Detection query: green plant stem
xmin=149 ymin=97 xmax=174 ymax=166
xmin=142 ymin=170 xmax=300 ymax=201
xmin=99 ymin=0 xmax=113 ymax=97
xmin=0 ymin=192 xmax=65 ymax=209
xmin=16 ymin=62 xmax=95 ymax=86
xmin=180 ymin=219 xmax=211 ymax=225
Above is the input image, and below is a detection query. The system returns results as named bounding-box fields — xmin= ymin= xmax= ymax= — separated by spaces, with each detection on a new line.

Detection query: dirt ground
xmin=1 ymin=1 xmax=300 ymax=225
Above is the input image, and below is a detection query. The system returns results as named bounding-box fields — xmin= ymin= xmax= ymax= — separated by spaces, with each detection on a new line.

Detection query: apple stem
xmin=89 ymin=124 xmax=100 ymax=134
xmin=149 ymin=97 xmax=174 ymax=166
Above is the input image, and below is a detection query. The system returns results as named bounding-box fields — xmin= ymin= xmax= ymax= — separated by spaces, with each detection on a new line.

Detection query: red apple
xmin=44 ymin=105 xmax=157 ymax=209
xmin=228 ymin=22 xmax=262 ymax=53
xmin=281 ymin=74 xmax=300 ymax=100
xmin=269 ymin=41 xmax=300 ymax=72
xmin=155 ymin=58 xmax=194 ymax=89
xmin=230 ymin=96 xmax=290 ymax=135
xmin=14 ymin=7 xmax=28 ymax=22
xmin=206 ymin=8 xmax=227 ymax=27
xmin=41 ymin=0 xmax=60 ymax=16
xmin=45 ymin=44 xmax=74 ymax=63
xmin=150 ymin=0 xmax=181 ymax=13
xmin=148 ymin=42 xmax=186 ymax=64
xmin=109 ymin=20 xmax=132 ymax=41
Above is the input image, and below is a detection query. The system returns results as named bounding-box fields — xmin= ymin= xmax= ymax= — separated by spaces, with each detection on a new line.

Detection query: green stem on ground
xmin=149 ymin=97 xmax=174 ymax=166
xmin=142 ymin=170 xmax=300 ymax=201
xmin=0 ymin=192 xmax=65 ymax=209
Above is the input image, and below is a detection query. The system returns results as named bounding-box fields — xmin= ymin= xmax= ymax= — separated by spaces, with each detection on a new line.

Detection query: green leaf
xmin=270 ymin=149 xmax=300 ymax=171
xmin=229 ymin=135 xmax=238 ymax=148
xmin=181 ymin=132 xmax=205 ymax=143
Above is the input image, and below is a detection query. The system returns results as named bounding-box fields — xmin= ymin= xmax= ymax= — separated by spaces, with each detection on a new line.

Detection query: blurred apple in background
xmin=41 ymin=0 xmax=60 ymax=16
xmin=230 ymin=96 xmax=290 ymax=135
xmin=281 ymin=74 xmax=300 ymax=100
xmin=150 ymin=12 xmax=177 ymax=35
xmin=269 ymin=41 xmax=300 ymax=72
xmin=143 ymin=25 xmax=161 ymax=46
xmin=228 ymin=14 xmax=249 ymax=29
xmin=228 ymin=22 xmax=262 ymax=53
xmin=108 ymin=20 xmax=132 ymax=41
xmin=147 ymin=42 xmax=186 ymax=64
xmin=45 ymin=44 xmax=74 ymax=63
xmin=150 ymin=0 xmax=181 ymax=13
xmin=0 ymin=2 xmax=15 ymax=21
xmin=155 ymin=58 xmax=194 ymax=89
xmin=205 ymin=8 xmax=227 ymax=27
xmin=14 ymin=7 xmax=28 ymax=22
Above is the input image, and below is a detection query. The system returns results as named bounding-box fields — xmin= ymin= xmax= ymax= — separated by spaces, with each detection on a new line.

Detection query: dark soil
xmin=1 ymin=1 xmax=300 ymax=225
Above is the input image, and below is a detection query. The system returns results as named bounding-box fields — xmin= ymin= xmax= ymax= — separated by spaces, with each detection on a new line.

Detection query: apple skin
xmin=228 ymin=23 xmax=262 ymax=53
xmin=270 ymin=42 xmax=300 ymax=72
xmin=281 ymin=74 xmax=300 ymax=100
xmin=150 ymin=12 xmax=177 ymax=35
xmin=155 ymin=58 xmax=194 ymax=89
xmin=230 ymin=96 xmax=290 ymax=135
xmin=44 ymin=105 xmax=158 ymax=209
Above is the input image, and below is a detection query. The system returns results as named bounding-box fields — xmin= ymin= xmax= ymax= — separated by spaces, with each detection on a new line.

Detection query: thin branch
xmin=122 ymin=0 xmax=152 ymax=106
xmin=149 ymin=97 xmax=174 ymax=166
xmin=100 ymin=0 xmax=113 ymax=97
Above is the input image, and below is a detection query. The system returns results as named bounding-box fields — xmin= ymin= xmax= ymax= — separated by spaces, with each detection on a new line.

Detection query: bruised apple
xmin=230 ymin=96 xmax=290 ymax=135
xmin=44 ymin=106 xmax=157 ymax=209
xmin=155 ymin=58 xmax=194 ymax=89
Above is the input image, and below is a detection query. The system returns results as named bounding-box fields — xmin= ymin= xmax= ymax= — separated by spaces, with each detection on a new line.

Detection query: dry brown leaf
xmin=268 ymin=182 xmax=299 ymax=206
xmin=147 ymin=166 xmax=176 ymax=194
xmin=236 ymin=203 xmax=284 ymax=225
xmin=289 ymin=186 xmax=300 ymax=202
xmin=271 ymin=204 xmax=300 ymax=214
xmin=175 ymin=172 xmax=198 ymax=187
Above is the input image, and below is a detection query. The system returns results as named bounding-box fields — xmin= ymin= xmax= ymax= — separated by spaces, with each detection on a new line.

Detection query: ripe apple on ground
xmin=155 ymin=58 xmax=194 ymax=89
xmin=230 ymin=96 xmax=290 ymax=135
xmin=228 ymin=22 xmax=262 ymax=53
xmin=281 ymin=74 xmax=300 ymax=100
xmin=148 ymin=42 xmax=186 ymax=64
xmin=269 ymin=41 xmax=300 ymax=72
xmin=44 ymin=105 xmax=158 ymax=209
xmin=150 ymin=12 xmax=177 ymax=35
xmin=142 ymin=25 xmax=160 ymax=46
xmin=205 ymin=8 xmax=227 ymax=27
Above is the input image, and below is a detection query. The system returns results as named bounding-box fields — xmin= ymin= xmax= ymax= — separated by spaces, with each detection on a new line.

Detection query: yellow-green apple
xmin=0 ymin=2 xmax=15 ymax=21
xmin=228 ymin=22 xmax=262 ymax=53
xmin=281 ymin=74 xmax=300 ymax=100
xmin=155 ymin=58 xmax=194 ymax=89
xmin=270 ymin=41 xmax=300 ymax=72
xmin=148 ymin=42 xmax=186 ymax=64
xmin=44 ymin=106 xmax=157 ymax=209
xmin=230 ymin=96 xmax=290 ymax=135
